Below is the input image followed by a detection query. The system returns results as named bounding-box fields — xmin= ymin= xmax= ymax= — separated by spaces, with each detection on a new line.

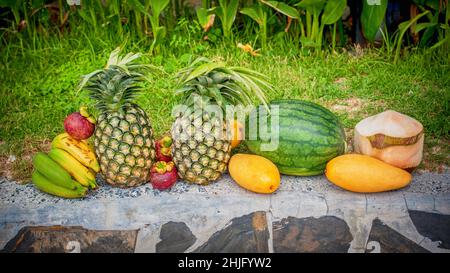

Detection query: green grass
xmin=1 ymin=29 xmax=449 ymax=180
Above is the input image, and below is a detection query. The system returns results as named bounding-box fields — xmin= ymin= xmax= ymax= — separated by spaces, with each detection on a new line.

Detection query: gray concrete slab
xmin=0 ymin=171 xmax=449 ymax=253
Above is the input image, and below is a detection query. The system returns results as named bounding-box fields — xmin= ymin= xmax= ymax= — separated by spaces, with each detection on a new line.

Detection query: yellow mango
xmin=325 ymin=154 xmax=412 ymax=193
xmin=228 ymin=154 xmax=280 ymax=194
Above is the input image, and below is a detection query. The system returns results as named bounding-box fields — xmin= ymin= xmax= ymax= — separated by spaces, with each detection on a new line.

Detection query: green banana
xmin=33 ymin=152 xmax=77 ymax=190
xmin=32 ymin=171 xmax=86 ymax=199
xmin=73 ymin=181 xmax=89 ymax=195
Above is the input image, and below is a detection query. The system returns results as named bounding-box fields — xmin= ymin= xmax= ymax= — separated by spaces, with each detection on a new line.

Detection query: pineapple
xmin=78 ymin=48 xmax=156 ymax=187
xmin=171 ymin=57 xmax=272 ymax=185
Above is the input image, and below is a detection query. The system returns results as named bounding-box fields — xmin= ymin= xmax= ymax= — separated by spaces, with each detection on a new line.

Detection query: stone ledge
xmin=0 ymin=172 xmax=449 ymax=253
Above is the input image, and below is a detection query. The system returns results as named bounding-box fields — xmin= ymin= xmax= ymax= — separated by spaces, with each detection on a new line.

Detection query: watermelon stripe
xmin=279 ymin=103 xmax=336 ymax=120
xmin=279 ymin=113 xmax=334 ymax=129
xmin=274 ymin=105 xmax=336 ymax=121
xmin=278 ymin=109 xmax=339 ymax=129
xmin=250 ymin=113 xmax=341 ymax=138
xmin=279 ymin=122 xmax=342 ymax=140
xmin=245 ymin=100 xmax=346 ymax=176
xmin=274 ymin=99 xmax=337 ymax=118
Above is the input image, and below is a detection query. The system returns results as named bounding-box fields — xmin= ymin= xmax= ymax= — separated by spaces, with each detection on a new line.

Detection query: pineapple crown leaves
xmin=175 ymin=57 xmax=273 ymax=112
xmin=77 ymin=47 xmax=160 ymax=112
xmin=82 ymin=68 xmax=146 ymax=112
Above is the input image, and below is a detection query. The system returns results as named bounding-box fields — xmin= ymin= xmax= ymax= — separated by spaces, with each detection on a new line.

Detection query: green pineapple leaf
xmin=176 ymin=57 xmax=272 ymax=113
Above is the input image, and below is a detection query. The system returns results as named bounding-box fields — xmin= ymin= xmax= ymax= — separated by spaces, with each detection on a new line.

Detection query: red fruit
xmin=156 ymin=136 xmax=173 ymax=162
xmin=64 ymin=112 xmax=95 ymax=140
xmin=150 ymin=161 xmax=178 ymax=190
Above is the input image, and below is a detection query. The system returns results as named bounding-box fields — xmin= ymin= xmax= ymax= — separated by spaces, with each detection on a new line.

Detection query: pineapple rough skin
xmin=95 ymin=104 xmax=156 ymax=187
xmin=171 ymin=111 xmax=231 ymax=185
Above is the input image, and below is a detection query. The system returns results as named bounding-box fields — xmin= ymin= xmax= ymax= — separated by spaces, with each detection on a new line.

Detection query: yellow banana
xmin=52 ymin=133 xmax=100 ymax=172
xmin=81 ymin=138 xmax=95 ymax=152
xmin=48 ymin=148 xmax=96 ymax=188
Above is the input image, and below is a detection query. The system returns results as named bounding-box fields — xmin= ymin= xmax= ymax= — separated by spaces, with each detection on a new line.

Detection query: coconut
xmin=353 ymin=110 xmax=424 ymax=170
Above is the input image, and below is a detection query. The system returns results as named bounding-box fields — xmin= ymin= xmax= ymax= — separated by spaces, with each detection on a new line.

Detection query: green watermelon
xmin=244 ymin=99 xmax=346 ymax=176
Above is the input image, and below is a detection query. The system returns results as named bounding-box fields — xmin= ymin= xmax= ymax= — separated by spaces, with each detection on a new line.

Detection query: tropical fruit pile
xmin=229 ymin=98 xmax=348 ymax=194
xmin=32 ymin=108 xmax=99 ymax=198
xmin=231 ymin=100 xmax=422 ymax=194
xmin=30 ymin=48 xmax=424 ymax=198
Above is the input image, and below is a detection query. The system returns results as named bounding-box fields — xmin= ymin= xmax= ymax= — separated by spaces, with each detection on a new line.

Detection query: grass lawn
xmin=1 ymin=34 xmax=449 ymax=181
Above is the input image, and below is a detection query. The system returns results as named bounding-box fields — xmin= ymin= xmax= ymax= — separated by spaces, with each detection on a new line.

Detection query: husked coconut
xmin=354 ymin=110 xmax=424 ymax=170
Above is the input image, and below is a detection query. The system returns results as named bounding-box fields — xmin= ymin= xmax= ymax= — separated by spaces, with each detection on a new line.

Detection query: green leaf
xmin=153 ymin=26 xmax=166 ymax=42
xmin=260 ymin=0 xmax=299 ymax=19
xmin=300 ymin=36 xmax=318 ymax=48
xmin=394 ymin=10 xmax=430 ymax=63
xmin=183 ymin=62 xmax=225 ymax=83
xmin=216 ymin=0 xmax=239 ymax=38
xmin=197 ymin=7 xmax=210 ymax=27
xmin=296 ymin=0 xmax=326 ymax=15
xmin=128 ymin=0 xmax=150 ymax=16
xmin=0 ymin=0 xmax=23 ymax=8
xmin=414 ymin=22 xmax=437 ymax=33
xmin=225 ymin=0 xmax=239 ymax=30
xmin=150 ymin=0 xmax=170 ymax=17
xmin=240 ymin=5 xmax=265 ymax=25
xmin=429 ymin=35 xmax=450 ymax=50
xmin=418 ymin=11 xmax=439 ymax=47
xmin=322 ymin=0 xmax=346 ymax=25
xmin=361 ymin=0 xmax=388 ymax=42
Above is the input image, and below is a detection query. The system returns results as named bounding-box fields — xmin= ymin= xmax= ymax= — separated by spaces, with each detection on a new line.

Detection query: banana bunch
xmin=32 ymin=133 xmax=100 ymax=198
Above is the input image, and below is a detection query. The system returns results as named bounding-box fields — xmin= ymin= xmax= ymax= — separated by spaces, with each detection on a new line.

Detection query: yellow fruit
xmin=52 ymin=133 xmax=100 ymax=172
xmin=81 ymin=138 xmax=95 ymax=151
xmin=228 ymin=153 xmax=280 ymax=194
xmin=325 ymin=154 xmax=412 ymax=193
xmin=230 ymin=120 xmax=244 ymax=149
xmin=79 ymin=106 xmax=90 ymax=118
xmin=48 ymin=148 xmax=96 ymax=188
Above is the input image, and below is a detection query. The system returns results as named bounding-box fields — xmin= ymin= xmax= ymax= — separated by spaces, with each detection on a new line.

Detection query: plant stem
xmin=306 ymin=11 xmax=311 ymax=38
xmin=332 ymin=23 xmax=336 ymax=52
xmin=261 ymin=16 xmax=267 ymax=50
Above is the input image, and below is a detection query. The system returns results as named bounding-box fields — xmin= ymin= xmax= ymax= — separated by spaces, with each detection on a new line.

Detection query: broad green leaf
xmin=240 ymin=6 xmax=265 ymax=25
xmin=394 ymin=10 xmax=430 ymax=63
xmin=296 ymin=0 xmax=326 ymax=15
xmin=224 ymin=0 xmax=239 ymax=30
xmin=414 ymin=22 xmax=437 ymax=33
xmin=215 ymin=6 xmax=224 ymax=20
xmin=260 ymin=0 xmax=299 ymax=19
xmin=419 ymin=11 xmax=439 ymax=47
xmin=215 ymin=0 xmax=239 ymax=38
xmin=197 ymin=7 xmax=216 ymax=31
xmin=322 ymin=0 xmax=346 ymax=25
xmin=150 ymin=0 xmax=170 ymax=17
xmin=398 ymin=11 xmax=429 ymax=33
xmin=361 ymin=0 xmax=388 ymax=42
xmin=128 ymin=0 xmax=149 ymax=16
xmin=197 ymin=7 xmax=210 ymax=27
